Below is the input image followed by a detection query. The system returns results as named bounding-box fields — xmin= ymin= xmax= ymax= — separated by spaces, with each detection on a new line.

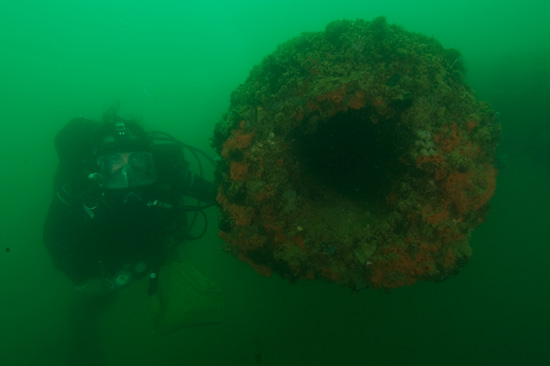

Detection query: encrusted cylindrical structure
xmin=212 ymin=17 xmax=500 ymax=290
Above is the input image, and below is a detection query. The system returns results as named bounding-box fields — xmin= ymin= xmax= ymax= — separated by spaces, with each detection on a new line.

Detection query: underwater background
xmin=1 ymin=0 xmax=548 ymax=365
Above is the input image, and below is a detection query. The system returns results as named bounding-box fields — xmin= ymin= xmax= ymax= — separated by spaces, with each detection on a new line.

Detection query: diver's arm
xmin=179 ymin=169 xmax=218 ymax=203
xmin=43 ymin=197 xmax=93 ymax=285
xmin=153 ymin=142 xmax=217 ymax=203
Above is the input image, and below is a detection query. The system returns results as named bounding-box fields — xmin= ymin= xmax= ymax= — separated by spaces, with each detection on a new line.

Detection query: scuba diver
xmin=43 ymin=107 xmax=218 ymax=364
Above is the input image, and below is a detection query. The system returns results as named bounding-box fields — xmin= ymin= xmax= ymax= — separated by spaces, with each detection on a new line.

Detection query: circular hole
xmin=293 ymin=107 xmax=410 ymax=209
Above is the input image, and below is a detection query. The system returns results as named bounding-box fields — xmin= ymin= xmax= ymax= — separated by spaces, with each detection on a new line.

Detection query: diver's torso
xmin=80 ymin=185 xmax=184 ymax=276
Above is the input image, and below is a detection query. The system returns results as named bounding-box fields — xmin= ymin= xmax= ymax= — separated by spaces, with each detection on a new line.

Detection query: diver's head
xmin=94 ymin=118 xmax=156 ymax=190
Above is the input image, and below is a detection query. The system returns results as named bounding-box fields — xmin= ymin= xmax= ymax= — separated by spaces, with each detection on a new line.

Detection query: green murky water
xmin=1 ymin=1 xmax=548 ymax=365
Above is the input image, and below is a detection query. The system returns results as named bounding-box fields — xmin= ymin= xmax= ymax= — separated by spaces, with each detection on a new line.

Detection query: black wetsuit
xmin=43 ymin=118 xmax=217 ymax=286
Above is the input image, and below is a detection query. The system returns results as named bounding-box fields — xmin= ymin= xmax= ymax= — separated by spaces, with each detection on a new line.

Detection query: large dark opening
xmin=293 ymin=108 xmax=410 ymax=208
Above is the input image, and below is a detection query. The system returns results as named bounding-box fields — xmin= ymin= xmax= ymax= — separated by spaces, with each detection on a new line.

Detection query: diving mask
xmin=97 ymin=151 xmax=156 ymax=189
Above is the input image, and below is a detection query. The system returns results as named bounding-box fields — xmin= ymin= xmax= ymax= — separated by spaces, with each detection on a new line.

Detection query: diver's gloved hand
xmin=73 ymin=265 xmax=146 ymax=300
xmin=73 ymin=277 xmax=114 ymax=299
